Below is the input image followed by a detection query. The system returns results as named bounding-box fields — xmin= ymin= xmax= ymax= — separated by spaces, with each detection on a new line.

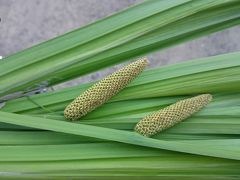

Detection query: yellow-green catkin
xmin=135 ymin=94 xmax=212 ymax=137
xmin=64 ymin=58 xmax=148 ymax=120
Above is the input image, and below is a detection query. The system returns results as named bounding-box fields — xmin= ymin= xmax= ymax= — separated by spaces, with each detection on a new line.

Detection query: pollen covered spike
xmin=64 ymin=58 xmax=148 ymax=120
xmin=135 ymin=94 xmax=213 ymax=137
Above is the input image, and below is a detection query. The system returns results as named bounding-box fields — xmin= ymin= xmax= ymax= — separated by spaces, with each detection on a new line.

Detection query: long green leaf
xmin=0 ymin=111 xmax=239 ymax=160
xmin=3 ymin=52 xmax=240 ymax=113
xmin=1 ymin=156 xmax=239 ymax=174
xmin=0 ymin=0 xmax=239 ymax=97
xmin=0 ymin=142 xmax=174 ymax=162
xmin=0 ymin=131 xmax=236 ymax=145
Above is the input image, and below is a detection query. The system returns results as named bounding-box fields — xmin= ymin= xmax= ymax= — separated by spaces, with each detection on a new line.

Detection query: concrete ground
xmin=0 ymin=0 xmax=240 ymax=89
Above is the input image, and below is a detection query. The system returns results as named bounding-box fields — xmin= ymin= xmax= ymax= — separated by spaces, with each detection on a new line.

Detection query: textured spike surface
xmin=64 ymin=58 xmax=148 ymax=120
xmin=135 ymin=94 xmax=213 ymax=137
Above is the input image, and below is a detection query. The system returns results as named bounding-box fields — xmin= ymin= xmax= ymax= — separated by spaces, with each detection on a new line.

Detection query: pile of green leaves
xmin=0 ymin=0 xmax=239 ymax=179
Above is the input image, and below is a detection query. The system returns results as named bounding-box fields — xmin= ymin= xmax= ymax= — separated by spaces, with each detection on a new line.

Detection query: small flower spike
xmin=135 ymin=94 xmax=212 ymax=137
xmin=64 ymin=58 xmax=148 ymax=120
